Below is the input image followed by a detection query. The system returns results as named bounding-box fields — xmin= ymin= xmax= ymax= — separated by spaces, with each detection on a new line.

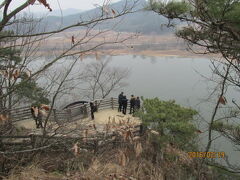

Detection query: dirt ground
xmin=92 ymin=109 xmax=141 ymax=125
xmin=14 ymin=109 xmax=141 ymax=135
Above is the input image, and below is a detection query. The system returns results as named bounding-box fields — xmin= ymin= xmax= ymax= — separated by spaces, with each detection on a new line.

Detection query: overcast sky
xmin=7 ymin=0 xmax=121 ymax=12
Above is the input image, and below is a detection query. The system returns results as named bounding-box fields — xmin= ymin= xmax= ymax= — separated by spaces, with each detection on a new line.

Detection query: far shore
xmin=101 ymin=49 xmax=214 ymax=58
xmin=36 ymin=48 xmax=216 ymax=59
xmin=35 ymin=31 xmax=217 ymax=59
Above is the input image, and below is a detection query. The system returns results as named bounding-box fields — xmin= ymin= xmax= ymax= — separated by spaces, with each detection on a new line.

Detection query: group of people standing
xmin=31 ymin=104 xmax=50 ymax=128
xmin=118 ymin=92 xmax=140 ymax=115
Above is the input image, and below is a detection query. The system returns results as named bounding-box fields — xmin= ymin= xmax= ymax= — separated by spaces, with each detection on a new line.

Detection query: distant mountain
xmin=34 ymin=8 xmax=84 ymax=17
xmin=48 ymin=8 xmax=84 ymax=16
xmin=39 ymin=0 xmax=176 ymax=35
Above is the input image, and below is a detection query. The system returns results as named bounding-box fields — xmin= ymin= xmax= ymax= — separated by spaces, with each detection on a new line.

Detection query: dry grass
xmin=4 ymin=148 xmax=163 ymax=180
xmin=6 ymin=165 xmax=63 ymax=180
xmin=34 ymin=29 xmax=210 ymax=58
xmin=3 ymin=112 xmax=200 ymax=180
xmin=4 ymin=133 xmax=197 ymax=180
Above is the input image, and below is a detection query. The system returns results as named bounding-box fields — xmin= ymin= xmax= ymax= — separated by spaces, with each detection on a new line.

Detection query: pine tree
xmin=136 ymin=98 xmax=197 ymax=150
xmin=0 ymin=31 xmax=49 ymax=114
xmin=148 ymin=0 xmax=240 ymax=172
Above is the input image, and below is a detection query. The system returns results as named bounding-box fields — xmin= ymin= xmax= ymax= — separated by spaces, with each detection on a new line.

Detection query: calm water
xmin=43 ymin=55 xmax=240 ymax=165
xmin=103 ymin=55 xmax=240 ymax=165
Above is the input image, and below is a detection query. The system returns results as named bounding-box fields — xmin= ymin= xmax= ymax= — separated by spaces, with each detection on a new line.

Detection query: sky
xmin=6 ymin=0 xmax=122 ymax=13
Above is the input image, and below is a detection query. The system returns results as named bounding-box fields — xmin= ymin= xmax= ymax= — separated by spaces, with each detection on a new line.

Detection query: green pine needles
xmin=136 ymin=98 xmax=198 ymax=150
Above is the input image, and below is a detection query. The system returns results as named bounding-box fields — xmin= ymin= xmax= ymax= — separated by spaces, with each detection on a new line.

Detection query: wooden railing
xmin=9 ymin=97 xmax=131 ymax=123
xmin=10 ymin=106 xmax=32 ymax=122
xmin=0 ymin=98 xmax=141 ymax=153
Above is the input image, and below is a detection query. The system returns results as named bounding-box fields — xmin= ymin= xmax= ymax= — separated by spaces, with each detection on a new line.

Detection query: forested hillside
xmin=40 ymin=0 xmax=174 ymax=34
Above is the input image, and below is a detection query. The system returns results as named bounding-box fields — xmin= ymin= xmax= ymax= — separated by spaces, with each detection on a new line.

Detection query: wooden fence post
xmin=95 ymin=100 xmax=98 ymax=112
xmin=93 ymin=139 xmax=98 ymax=153
xmin=67 ymin=109 xmax=72 ymax=122
xmin=83 ymin=104 xmax=88 ymax=118
xmin=53 ymin=109 xmax=58 ymax=123
xmin=30 ymin=135 xmax=36 ymax=148
xmin=111 ymin=97 xmax=114 ymax=110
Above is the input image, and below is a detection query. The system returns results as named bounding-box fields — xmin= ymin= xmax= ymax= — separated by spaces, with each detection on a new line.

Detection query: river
xmin=98 ymin=55 xmax=240 ymax=166
xmin=41 ymin=54 xmax=240 ymax=166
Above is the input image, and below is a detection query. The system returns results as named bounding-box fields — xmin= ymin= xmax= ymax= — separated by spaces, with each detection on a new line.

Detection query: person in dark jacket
xmin=129 ymin=95 xmax=136 ymax=114
xmin=31 ymin=106 xmax=43 ymax=128
xmin=31 ymin=106 xmax=39 ymax=128
xmin=37 ymin=109 xmax=43 ymax=128
xmin=135 ymin=96 xmax=141 ymax=110
xmin=90 ymin=102 xmax=96 ymax=120
xmin=118 ymin=92 xmax=124 ymax=112
xmin=122 ymin=96 xmax=128 ymax=115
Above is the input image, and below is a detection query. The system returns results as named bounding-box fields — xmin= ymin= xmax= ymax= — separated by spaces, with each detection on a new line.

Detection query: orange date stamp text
xmin=188 ymin=152 xmax=225 ymax=158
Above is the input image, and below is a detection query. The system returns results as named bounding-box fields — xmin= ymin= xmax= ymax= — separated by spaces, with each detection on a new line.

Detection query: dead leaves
xmin=132 ymin=136 xmax=140 ymax=141
xmin=28 ymin=0 xmax=36 ymax=5
xmin=111 ymin=9 xmax=116 ymax=16
xmin=40 ymin=104 xmax=50 ymax=111
xmin=83 ymin=129 xmax=88 ymax=143
xmin=0 ymin=114 xmax=9 ymax=125
xmin=196 ymin=129 xmax=203 ymax=133
xmin=117 ymin=150 xmax=129 ymax=167
xmin=219 ymin=95 xmax=227 ymax=105
xmin=72 ymin=142 xmax=80 ymax=156
xmin=80 ymin=53 xmax=84 ymax=61
xmin=105 ymin=115 xmax=140 ymax=144
xmin=93 ymin=123 xmax=97 ymax=130
xmin=38 ymin=109 xmax=48 ymax=117
xmin=105 ymin=123 xmax=110 ymax=134
xmin=39 ymin=104 xmax=49 ymax=114
xmin=38 ymin=0 xmax=51 ymax=9
xmin=150 ymin=130 xmax=160 ymax=135
xmin=31 ymin=106 xmax=39 ymax=118
xmin=24 ymin=69 xmax=31 ymax=78
xmin=71 ymin=36 xmax=75 ymax=45
xmin=134 ymin=142 xmax=143 ymax=157
xmin=12 ymin=69 xmax=20 ymax=80
xmin=0 ymin=69 xmax=18 ymax=80
xmin=123 ymin=130 xmax=133 ymax=142
xmin=95 ymin=52 xmax=100 ymax=60
xmin=29 ymin=0 xmax=52 ymax=11
xmin=31 ymin=104 xmax=49 ymax=119
xmin=165 ymin=144 xmax=193 ymax=166
xmin=0 ymin=68 xmax=31 ymax=80
xmin=103 ymin=6 xmax=117 ymax=18
xmin=93 ymin=0 xmax=117 ymax=18
xmin=108 ymin=174 xmax=137 ymax=180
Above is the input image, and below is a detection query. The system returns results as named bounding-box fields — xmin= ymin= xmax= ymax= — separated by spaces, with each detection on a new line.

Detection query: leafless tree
xmin=0 ymin=0 xmax=139 ymax=109
xmin=78 ymin=58 xmax=129 ymax=100
xmin=0 ymin=15 xmax=48 ymax=114
xmin=0 ymin=1 xmax=141 ymax=176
